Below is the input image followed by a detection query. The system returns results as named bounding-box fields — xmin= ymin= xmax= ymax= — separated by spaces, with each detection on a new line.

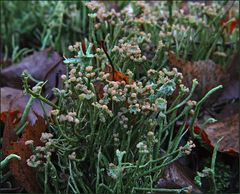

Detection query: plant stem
xmin=1 ymin=154 xmax=21 ymax=169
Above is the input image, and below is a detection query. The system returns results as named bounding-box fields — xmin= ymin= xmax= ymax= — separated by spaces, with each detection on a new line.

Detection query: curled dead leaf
xmin=0 ymin=48 xmax=66 ymax=98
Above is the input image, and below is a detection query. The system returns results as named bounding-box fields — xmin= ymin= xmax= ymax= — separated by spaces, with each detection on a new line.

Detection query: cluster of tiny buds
xmin=98 ymin=7 xmax=120 ymax=22
xmin=187 ymin=100 xmax=197 ymax=107
xmin=118 ymin=112 xmax=128 ymax=129
xmin=68 ymin=41 xmax=83 ymax=52
xmin=85 ymin=1 xmax=102 ymax=11
xmin=180 ymin=84 xmax=189 ymax=93
xmin=26 ymin=154 xmax=42 ymax=168
xmin=26 ymin=148 xmax=52 ymax=168
xmin=180 ymin=140 xmax=196 ymax=155
xmin=86 ymin=0 xmax=121 ymax=25
xmin=25 ymin=140 xmax=34 ymax=145
xmin=84 ymin=66 xmax=96 ymax=78
xmin=68 ymin=152 xmax=76 ymax=160
xmin=40 ymin=132 xmax=53 ymax=143
xmin=58 ymin=112 xmax=80 ymax=124
xmin=187 ymin=100 xmax=197 ymax=115
xmin=100 ymin=81 xmax=126 ymax=103
xmin=98 ymin=71 xmax=181 ymax=114
xmin=130 ymin=13 xmax=157 ymax=25
xmin=113 ymin=133 xmax=119 ymax=143
xmin=147 ymin=68 xmax=182 ymax=86
xmin=202 ymin=3 xmax=221 ymax=16
xmin=147 ymin=69 xmax=156 ymax=76
xmin=85 ymin=65 xmax=93 ymax=72
xmin=158 ymin=40 xmax=166 ymax=49
xmin=61 ymin=63 xmax=96 ymax=97
xmin=147 ymin=131 xmax=154 ymax=137
xmin=147 ymin=68 xmax=168 ymax=77
xmin=148 ymin=119 xmax=158 ymax=127
xmin=26 ymin=132 xmax=56 ymax=167
xmin=51 ymin=109 xmax=59 ymax=116
xmin=112 ymin=41 xmax=146 ymax=62
xmin=136 ymin=142 xmax=149 ymax=154
xmin=92 ymin=102 xmax=113 ymax=117
xmin=99 ymin=71 xmax=110 ymax=81
xmin=40 ymin=134 xmax=55 ymax=153
xmin=159 ymin=31 xmax=172 ymax=38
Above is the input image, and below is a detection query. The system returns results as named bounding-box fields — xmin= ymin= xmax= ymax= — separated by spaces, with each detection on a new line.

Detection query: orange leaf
xmin=0 ymin=110 xmax=21 ymax=125
xmin=193 ymin=125 xmax=212 ymax=148
xmin=2 ymin=116 xmax=46 ymax=192
xmin=104 ymin=64 xmax=129 ymax=83
xmin=220 ymin=16 xmax=238 ymax=33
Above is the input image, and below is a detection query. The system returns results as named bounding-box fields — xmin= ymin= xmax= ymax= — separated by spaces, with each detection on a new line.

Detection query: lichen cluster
xmin=3 ymin=1 xmax=236 ymax=193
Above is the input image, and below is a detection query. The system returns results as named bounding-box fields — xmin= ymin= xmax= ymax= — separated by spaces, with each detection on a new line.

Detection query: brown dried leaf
xmin=1 ymin=87 xmax=51 ymax=125
xmin=213 ymin=53 xmax=239 ymax=107
xmin=157 ymin=162 xmax=202 ymax=193
xmin=2 ymin=116 xmax=46 ymax=193
xmin=189 ymin=53 xmax=239 ymax=155
xmin=204 ymin=113 xmax=239 ymax=155
xmin=0 ymin=48 xmax=66 ymax=97
xmin=104 ymin=64 xmax=129 ymax=83
xmin=168 ymin=52 xmax=229 ymax=104
xmin=193 ymin=97 xmax=239 ymax=155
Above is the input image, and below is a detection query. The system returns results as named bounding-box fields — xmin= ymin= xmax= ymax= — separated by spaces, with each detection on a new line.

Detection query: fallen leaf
xmin=104 ymin=64 xmax=129 ymax=83
xmin=212 ymin=53 xmax=239 ymax=110
xmin=0 ymin=110 xmax=21 ymax=126
xmin=220 ymin=16 xmax=238 ymax=33
xmin=186 ymin=53 xmax=240 ymax=155
xmin=168 ymin=52 xmax=229 ymax=104
xmin=203 ymin=113 xmax=239 ymax=155
xmin=0 ymin=48 xmax=66 ymax=98
xmin=1 ymin=87 xmax=51 ymax=125
xmin=157 ymin=161 xmax=202 ymax=193
xmin=2 ymin=115 xmax=46 ymax=193
xmin=192 ymin=99 xmax=239 ymax=156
